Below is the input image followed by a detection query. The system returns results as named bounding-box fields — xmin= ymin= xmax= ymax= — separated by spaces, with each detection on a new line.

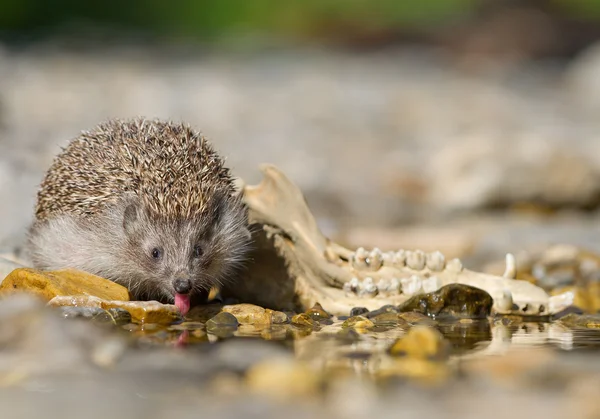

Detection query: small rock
xmin=245 ymin=359 xmax=321 ymax=400
xmin=304 ymin=302 xmax=331 ymax=320
xmin=388 ymin=326 xmax=450 ymax=360
xmin=206 ymin=312 xmax=239 ymax=329
xmin=365 ymin=304 xmax=398 ymax=318
xmin=59 ymin=306 xmax=112 ymax=322
xmin=371 ymin=312 xmax=406 ymax=327
xmin=397 ymin=284 xmax=493 ymax=319
xmin=0 ymin=268 xmax=130 ymax=302
xmin=398 ymin=312 xmax=438 ymax=326
xmin=557 ymin=313 xmax=600 ymax=329
xmin=341 ymin=316 xmax=374 ymax=329
xmin=48 ymin=295 xmax=179 ymax=324
xmin=291 ymin=313 xmax=318 ymax=328
xmin=350 ymin=307 xmax=368 ymax=317
xmin=551 ymin=284 xmax=600 ymax=314
xmin=223 ymin=303 xmax=267 ymax=324
xmin=106 ymin=308 xmax=133 ymax=326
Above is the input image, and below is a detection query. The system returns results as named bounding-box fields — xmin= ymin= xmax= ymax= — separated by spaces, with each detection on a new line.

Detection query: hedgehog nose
xmin=173 ymin=278 xmax=192 ymax=294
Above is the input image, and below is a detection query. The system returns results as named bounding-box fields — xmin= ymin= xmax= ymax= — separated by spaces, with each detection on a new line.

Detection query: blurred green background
xmin=1 ymin=0 xmax=599 ymax=52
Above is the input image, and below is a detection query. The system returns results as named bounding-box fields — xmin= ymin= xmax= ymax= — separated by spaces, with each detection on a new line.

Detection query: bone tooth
xmin=406 ymin=250 xmax=426 ymax=270
xmin=503 ymin=253 xmax=517 ymax=279
xmin=495 ymin=289 xmax=514 ymax=313
xmin=360 ymin=277 xmax=378 ymax=297
xmin=422 ymin=276 xmax=442 ymax=293
xmin=389 ymin=278 xmax=401 ymax=294
xmin=342 ymin=281 xmax=354 ymax=295
xmin=446 ymin=258 xmax=463 ymax=273
xmin=352 ymin=247 xmax=369 ymax=270
xmin=401 ymin=275 xmax=423 ymax=296
xmin=376 ymin=278 xmax=389 ymax=293
xmin=382 ymin=251 xmax=395 ymax=266
xmin=393 ymin=249 xmax=407 ymax=267
xmin=426 ymin=251 xmax=446 ymax=271
xmin=343 ymin=277 xmax=360 ymax=296
xmin=367 ymin=248 xmax=383 ymax=270
xmin=549 ymin=291 xmax=574 ymax=314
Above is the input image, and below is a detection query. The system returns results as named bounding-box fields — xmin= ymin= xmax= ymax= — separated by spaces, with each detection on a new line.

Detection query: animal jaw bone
xmin=236 ymin=164 xmax=573 ymax=316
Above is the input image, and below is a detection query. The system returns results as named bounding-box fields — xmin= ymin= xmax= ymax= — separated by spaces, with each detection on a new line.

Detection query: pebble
xmin=350 ymin=307 xmax=369 ymax=317
xmin=557 ymin=313 xmax=600 ymax=329
xmin=388 ymin=326 xmax=450 ymax=360
xmin=342 ymin=316 xmax=374 ymax=329
xmin=49 ymin=295 xmax=180 ymax=324
xmin=397 ymin=284 xmax=493 ymax=319
xmin=245 ymin=359 xmax=322 ymax=400
xmin=0 ymin=268 xmax=129 ymax=302
xmin=291 ymin=313 xmax=318 ymax=328
xmin=206 ymin=312 xmax=240 ymax=330
xmin=223 ymin=303 xmax=288 ymax=325
xmin=304 ymin=302 xmax=331 ymax=321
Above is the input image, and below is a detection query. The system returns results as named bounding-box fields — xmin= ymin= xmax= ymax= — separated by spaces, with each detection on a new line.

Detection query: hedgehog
xmin=27 ymin=118 xmax=251 ymax=315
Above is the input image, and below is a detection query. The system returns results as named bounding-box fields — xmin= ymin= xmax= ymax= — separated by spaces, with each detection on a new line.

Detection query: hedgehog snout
xmin=173 ymin=278 xmax=192 ymax=294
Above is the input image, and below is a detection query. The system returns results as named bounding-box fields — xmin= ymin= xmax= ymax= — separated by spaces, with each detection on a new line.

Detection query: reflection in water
xmin=165 ymin=316 xmax=600 ymax=378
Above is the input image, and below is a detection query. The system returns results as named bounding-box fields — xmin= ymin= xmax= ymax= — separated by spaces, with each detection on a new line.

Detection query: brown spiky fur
xmin=28 ymin=118 xmax=251 ymax=303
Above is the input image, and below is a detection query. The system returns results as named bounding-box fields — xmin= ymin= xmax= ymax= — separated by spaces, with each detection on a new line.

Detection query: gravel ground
xmin=2 ymin=42 xmax=600 ymax=255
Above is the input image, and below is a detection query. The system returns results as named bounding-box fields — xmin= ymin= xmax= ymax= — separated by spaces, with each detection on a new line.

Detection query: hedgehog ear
xmin=123 ymin=203 xmax=140 ymax=236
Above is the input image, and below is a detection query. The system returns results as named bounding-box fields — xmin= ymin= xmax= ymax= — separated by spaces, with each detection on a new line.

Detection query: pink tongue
xmin=175 ymin=293 xmax=191 ymax=316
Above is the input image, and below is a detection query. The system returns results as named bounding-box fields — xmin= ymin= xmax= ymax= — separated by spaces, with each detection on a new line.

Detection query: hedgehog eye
xmin=151 ymin=248 xmax=162 ymax=259
xmin=193 ymin=246 xmax=203 ymax=258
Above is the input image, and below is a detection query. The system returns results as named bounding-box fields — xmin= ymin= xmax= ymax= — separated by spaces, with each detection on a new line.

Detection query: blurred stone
xmin=291 ymin=313 xmax=318 ymax=328
xmin=429 ymin=132 xmax=600 ymax=212
xmin=0 ymin=293 xmax=128 ymax=376
xmin=222 ymin=303 xmax=288 ymax=325
xmin=397 ymin=284 xmax=493 ymax=319
xmin=341 ymin=316 xmax=374 ymax=329
xmin=551 ymin=284 xmax=600 ymax=314
xmin=349 ymin=307 xmax=368 ymax=317
xmin=388 ymin=326 xmax=450 ymax=360
xmin=371 ymin=312 xmax=407 ymax=327
xmin=215 ymin=339 xmax=292 ymax=374
xmin=48 ymin=295 xmax=179 ymax=324
xmin=206 ymin=312 xmax=239 ymax=335
xmin=398 ymin=312 xmax=438 ymax=326
xmin=304 ymin=302 xmax=331 ymax=321
xmin=557 ymin=313 xmax=600 ymax=329
xmin=0 ymin=268 xmax=129 ymax=302
xmin=246 ymin=359 xmax=322 ymax=400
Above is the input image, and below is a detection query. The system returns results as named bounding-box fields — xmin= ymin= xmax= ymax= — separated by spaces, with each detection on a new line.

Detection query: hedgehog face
xmin=121 ymin=197 xmax=250 ymax=303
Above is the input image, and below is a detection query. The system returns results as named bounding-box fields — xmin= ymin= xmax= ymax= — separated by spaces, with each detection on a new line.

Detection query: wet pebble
xmin=222 ymin=303 xmax=288 ymax=325
xmin=206 ymin=312 xmax=239 ymax=335
xmin=398 ymin=312 xmax=438 ymax=326
xmin=0 ymin=268 xmax=129 ymax=302
xmin=365 ymin=304 xmax=399 ymax=319
xmin=350 ymin=307 xmax=369 ymax=317
xmin=245 ymin=358 xmax=322 ymax=400
xmin=304 ymin=302 xmax=331 ymax=321
xmin=291 ymin=313 xmax=318 ymax=328
xmin=49 ymin=295 xmax=180 ymax=325
xmin=342 ymin=315 xmax=374 ymax=329
xmin=557 ymin=313 xmax=600 ymax=329
xmin=388 ymin=326 xmax=450 ymax=360
xmin=397 ymin=284 xmax=493 ymax=319
xmin=59 ymin=306 xmax=132 ymax=326
xmin=371 ymin=312 xmax=407 ymax=327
